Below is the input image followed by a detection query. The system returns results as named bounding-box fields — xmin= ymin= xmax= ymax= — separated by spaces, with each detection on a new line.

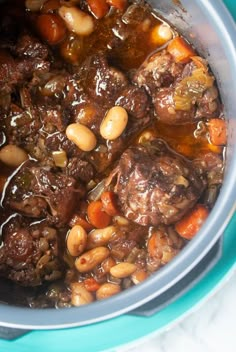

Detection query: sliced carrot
xmin=100 ymin=191 xmax=120 ymax=216
xmin=36 ymin=14 xmax=66 ymax=45
xmin=175 ymin=204 xmax=209 ymax=240
xmin=69 ymin=214 xmax=94 ymax=232
xmin=208 ymin=118 xmax=227 ymax=146
xmin=87 ymin=200 xmax=111 ymax=229
xmin=176 ymin=143 xmax=193 ymax=157
xmin=84 ymin=277 xmax=101 ymax=292
xmin=87 ymin=0 xmax=109 ymax=19
xmin=207 ymin=143 xmax=222 ymax=154
xmin=106 ymin=0 xmax=127 ymax=11
xmin=147 ymin=232 xmax=158 ymax=258
xmin=167 ymin=36 xmax=196 ymax=63
xmin=147 ymin=230 xmax=167 ymax=257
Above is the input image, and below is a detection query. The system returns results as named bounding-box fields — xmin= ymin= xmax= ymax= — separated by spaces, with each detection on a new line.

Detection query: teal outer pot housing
xmin=0 ymin=0 xmax=235 ymax=330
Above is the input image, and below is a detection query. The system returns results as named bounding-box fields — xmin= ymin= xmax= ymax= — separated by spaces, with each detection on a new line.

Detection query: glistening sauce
xmin=0 ymin=0 xmax=225 ymax=307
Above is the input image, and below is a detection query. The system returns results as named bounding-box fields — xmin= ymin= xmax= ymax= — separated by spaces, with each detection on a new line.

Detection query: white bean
xmin=66 ymin=123 xmax=97 ymax=152
xmin=71 ymin=282 xmax=94 ymax=306
xmin=157 ymin=24 xmax=173 ymax=41
xmin=75 ymin=247 xmax=110 ymax=273
xmin=59 ymin=6 xmax=94 ymax=36
xmin=100 ymin=106 xmax=128 ymax=140
xmin=110 ymin=262 xmax=137 ymax=279
xmin=87 ymin=226 xmax=116 ymax=249
xmin=0 ymin=145 xmax=28 ymax=167
xmin=66 ymin=225 xmax=87 ymax=257
xmin=96 ymin=283 xmax=121 ymax=300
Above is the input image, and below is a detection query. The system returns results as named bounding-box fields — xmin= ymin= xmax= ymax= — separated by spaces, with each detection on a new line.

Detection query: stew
xmin=0 ymin=0 xmax=226 ymax=308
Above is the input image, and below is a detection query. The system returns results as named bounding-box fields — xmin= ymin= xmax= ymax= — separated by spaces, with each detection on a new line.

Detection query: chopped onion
xmin=113 ymin=215 xmax=129 ymax=226
xmin=40 ymin=76 xmax=67 ymax=97
xmin=52 ymin=150 xmax=68 ymax=168
xmin=138 ymin=130 xmax=155 ymax=145
xmin=88 ymin=179 xmax=106 ymax=201
xmin=204 ymin=185 xmax=219 ymax=207
xmin=174 ymin=68 xmax=214 ymax=111
xmin=174 ymin=175 xmax=189 ymax=188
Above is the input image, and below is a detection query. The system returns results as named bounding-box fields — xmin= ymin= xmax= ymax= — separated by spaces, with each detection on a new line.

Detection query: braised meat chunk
xmin=133 ymin=51 xmax=184 ymax=94
xmin=0 ymin=216 xmax=64 ymax=286
xmin=66 ymin=158 xmax=94 ymax=182
xmin=134 ymin=50 xmax=220 ymax=124
xmin=0 ymin=48 xmax=50 ymax=94
xmin=3 ymin=162 xmax=84 ymax=227
xmin=61 ymin=53 xmax=152 ymax=171
xmin=65 ymin=53 xmax=151 ymax=130
xmin=76 ymin=53 xmax=128 ymax=105
xmin=15 ymin=33 xmax=49 ymax=59
xmin=29 ymin=167 xmax=82 ymax=226
xmin=110 ymin=140 xmax=206 ymax=226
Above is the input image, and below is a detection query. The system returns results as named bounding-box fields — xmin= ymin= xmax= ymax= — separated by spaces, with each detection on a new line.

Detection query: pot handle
xmin=131 ymin=237 xmax=223 ymax=317
xmin=0 ymin=326 xmax=29 ymax=340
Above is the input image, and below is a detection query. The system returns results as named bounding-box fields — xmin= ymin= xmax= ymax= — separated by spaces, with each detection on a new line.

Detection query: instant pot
xmin=0 ymin=0 xmax=235 ymax=342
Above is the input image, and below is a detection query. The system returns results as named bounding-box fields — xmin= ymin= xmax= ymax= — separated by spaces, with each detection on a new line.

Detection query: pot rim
xmin=0 ymin=0 xmax=236 ymax=329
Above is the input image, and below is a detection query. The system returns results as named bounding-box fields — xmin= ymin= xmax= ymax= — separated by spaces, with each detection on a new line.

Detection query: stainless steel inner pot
xmin=0 ymin=0 xmax=236 ymax=330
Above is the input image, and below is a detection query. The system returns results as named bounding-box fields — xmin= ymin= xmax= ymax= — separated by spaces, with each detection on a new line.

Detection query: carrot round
xmin=106 ymin=0 xmax=127 ymax=11
xmin=175 ymin=204 xmax=209 ymax=240
xmin=87 ymin=0 xmax=109 ymax=19
xmin=167 ymin=36 xmax=195 ymax=63
xmin=147 ymin=231 xmax=159 ymax=258
xmin=101 ymin=191 xmax=120 ymax=216
xmin=87 ymin=200 xmax=111 ymax=229
xmin=69 ymin=214 xmax=94 ymax=232
xmin=208 ymin=118 xmax=227 ymax=146
xmin=84 ymin=277 xmax=101 ymax=292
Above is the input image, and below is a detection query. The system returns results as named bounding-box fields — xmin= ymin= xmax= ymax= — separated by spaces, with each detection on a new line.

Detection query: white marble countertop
xmin=118 ymin=269 xmax=236 ymax=352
